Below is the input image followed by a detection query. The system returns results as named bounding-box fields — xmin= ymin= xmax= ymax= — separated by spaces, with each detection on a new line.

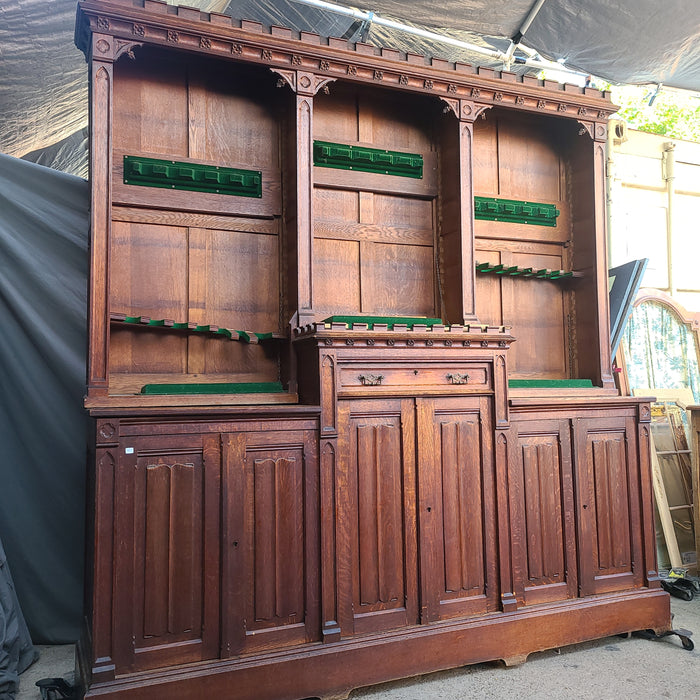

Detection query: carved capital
xmin=440 ymin=97 xmax=459 ymax=118
xmin=459 ymin=99 xmax=491 ymax=122
xmin=272 ymin=67 xmax=296 ymax=91
xmin=575 ymin=119 xmax=594 ymax=139
xmin=314 ymin=76 xmax=337 ymax=95
xmin=114 ymin=38 xmax=142 ymax=61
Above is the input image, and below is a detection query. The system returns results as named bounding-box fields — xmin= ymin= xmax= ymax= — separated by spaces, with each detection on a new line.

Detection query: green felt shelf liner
xmin=141 ymin=381 xmax=285 ymax=395
xmin=508 ymin=379 xmax=594 ymax=388
xmin=324 ymin=315 xmax=443 ymax=330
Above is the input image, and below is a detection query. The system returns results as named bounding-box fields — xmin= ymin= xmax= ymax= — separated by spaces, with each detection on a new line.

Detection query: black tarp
xmin=0 ymin=536 xmax=37 ymax=698
xmin=0 ymin=153 xmax=88 ymax=643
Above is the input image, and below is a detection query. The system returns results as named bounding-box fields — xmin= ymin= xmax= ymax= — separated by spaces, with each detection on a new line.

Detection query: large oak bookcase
xmin=75 ymin=2 xmax=670 ymax=698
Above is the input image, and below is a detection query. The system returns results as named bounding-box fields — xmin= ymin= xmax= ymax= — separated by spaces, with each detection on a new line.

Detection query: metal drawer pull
xmin=446 ymin=373 xmax=470 ymax=384
xmin=358 ymin=374 xmax=384 ymax=386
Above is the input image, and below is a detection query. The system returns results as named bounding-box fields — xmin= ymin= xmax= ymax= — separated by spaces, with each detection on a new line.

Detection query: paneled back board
xmin=75 ymin=2 xmax=669 ymax=699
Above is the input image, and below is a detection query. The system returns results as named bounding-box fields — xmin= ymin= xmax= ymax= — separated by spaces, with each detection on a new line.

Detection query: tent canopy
xmin=1 ymin=0 xmax=699 ymax=175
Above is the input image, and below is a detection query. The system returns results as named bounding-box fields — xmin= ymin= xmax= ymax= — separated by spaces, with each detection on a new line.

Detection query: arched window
xmin=623 ymin=291 xmax=700 ymax=402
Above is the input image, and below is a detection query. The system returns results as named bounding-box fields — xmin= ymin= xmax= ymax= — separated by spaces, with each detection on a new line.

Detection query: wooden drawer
xmin=337 ymin=361 xmax=491 ymax=395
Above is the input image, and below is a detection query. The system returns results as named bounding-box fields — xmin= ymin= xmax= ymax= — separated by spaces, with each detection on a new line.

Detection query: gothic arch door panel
xmin=509 ymin=418 xmax=578 ymax=605
xmin=416 ymin=396 xmax=499 ymax=622
xmin=113 ymin=433 xmax=221 ymax=673
xmin=336 ymin=398 xmax=419 ymax=636
xmin=222 ymin=428 xmax=320 ymax=656
xmin=574 ymin=415 xmax=644 ymax=596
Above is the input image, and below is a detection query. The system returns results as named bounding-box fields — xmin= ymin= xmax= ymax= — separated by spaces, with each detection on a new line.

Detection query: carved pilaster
xmin=638 ymin=417 xmax=661 ymax=587
xmin=91 ymin=448 xmax=116 ymax=682
xmin=454 ymin=99 xmax=489 ymax=325
xmin=87 ymin=40 xmax=113 ymax=397
xmin=296 ymin=92 xmax=314 ymax=324
xmin=320 ymin=352 xmax=337 ymax=436
xmin=494 ymin=354 xmax=509 ymax=429
xmin=593 ymin=138 xmax=615 ymax=390
xmin=320 ymin=440 xmax=341 ymax=642
xmin=495 ymin=431 xmax=518 ymax=612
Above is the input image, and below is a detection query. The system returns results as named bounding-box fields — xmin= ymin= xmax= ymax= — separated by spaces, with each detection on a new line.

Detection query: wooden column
xmin=319 ymin=346 xmax=340 ymax=641
xmin=592 ymin=122 xmax=616 ymax=390
xmin=455 ymin=101 xmax=485 ymax=326
xmin=494 ymin=350 xmax=516 ymax=611
xmin=86 ymin=33 xmax=114 ymax=398
xmin=295 ymin=73 xmax=315 ymax=326
xmin=637 ymin=402 xmax=662 ymax=587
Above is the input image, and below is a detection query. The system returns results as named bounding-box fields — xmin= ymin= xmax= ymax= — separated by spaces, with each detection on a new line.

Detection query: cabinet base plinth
xmin=83 ymin=589 xmax=670 ymax=700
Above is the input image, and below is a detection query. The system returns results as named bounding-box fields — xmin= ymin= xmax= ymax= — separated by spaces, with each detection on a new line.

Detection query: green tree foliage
xmin=611 ymin=85 xmax=700 ymax=142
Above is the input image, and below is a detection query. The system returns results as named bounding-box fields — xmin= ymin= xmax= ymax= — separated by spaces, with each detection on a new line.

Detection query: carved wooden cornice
xmin=76 ymin=0 xmax=615 ymax=122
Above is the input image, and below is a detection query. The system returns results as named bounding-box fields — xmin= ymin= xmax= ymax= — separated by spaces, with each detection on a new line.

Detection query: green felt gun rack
xmin=123 ymin=155 xmax=262 ymax=197
xmin=110 ymin=313 xmax=281 ymax=344
xmin=313 ymin=141 xmax=423 ymax=178
xmin=474 ymin=196 xmax=560 ymax=227
xmin=475 ymin=262 xmax=582 ymax=281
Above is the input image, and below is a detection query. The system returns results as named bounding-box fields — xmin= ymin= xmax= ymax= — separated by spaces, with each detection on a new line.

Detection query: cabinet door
xmin=337 ymin=398 xmax=419 ymax=635
xmin=417 ymin=396 xmax=499 ymax=622
xmin=509 ymin=418 xmax=577 ymax=605
xmin=222 ymin=428 xmax=320 ymax=656
xmin=574 ymin=416 xmax=644 ymax=595
xmin=113 ymin=433 xmax=220 ymax=673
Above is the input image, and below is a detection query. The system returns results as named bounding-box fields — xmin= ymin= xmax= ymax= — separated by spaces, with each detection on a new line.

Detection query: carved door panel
xmin=416 ymin=397 xmax=498 ymax=622
xmin=113 ymin=433 xmax=221 ymax=673
xmin=336 ymin=398 xmax=419 ymax=636
xmin=573 ymin=416 xmax=644 ymax=596
xmin=222 ymin=428 xmax=320 ymax=656
xmin=509 ymin=418 xmax=578 ymax=605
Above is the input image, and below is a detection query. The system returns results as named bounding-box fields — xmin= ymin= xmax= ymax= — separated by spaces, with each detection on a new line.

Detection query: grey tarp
xmin=0 ymin=536 xmax=37 ymax=699
xmin=3 ymin=1 xmax=700 ymax=174
xmin=0 ymin=153 xmax=88 ymax=643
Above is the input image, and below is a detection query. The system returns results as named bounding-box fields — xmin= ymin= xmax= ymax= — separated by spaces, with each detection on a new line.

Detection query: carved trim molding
xmin=77 ymin=1 xmax=615 ymax=123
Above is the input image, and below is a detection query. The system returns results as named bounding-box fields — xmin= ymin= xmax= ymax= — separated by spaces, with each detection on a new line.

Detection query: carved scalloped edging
xmin=77 ymin=0 xmax=614 ymax=121
xmin=293 ymin=322 xmax=515 ymax=350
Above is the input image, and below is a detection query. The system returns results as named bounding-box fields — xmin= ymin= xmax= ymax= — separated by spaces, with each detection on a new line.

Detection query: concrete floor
xmin=17 ymin=597 xmax=700 ymax=700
